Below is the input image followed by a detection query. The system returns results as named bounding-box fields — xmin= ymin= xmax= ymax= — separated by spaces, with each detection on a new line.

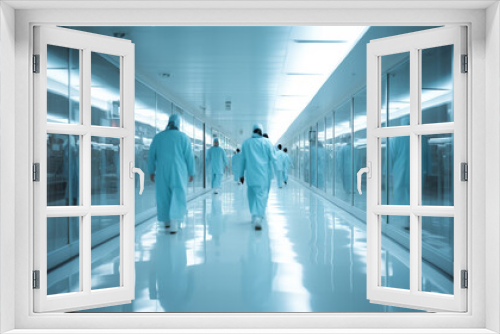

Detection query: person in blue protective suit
xmin=206 ymin=137 xmax=228 ymax=194
xmin=275 ymin=144 xmax=286 ymax=188
xmin=283 ymin=148 xmax=294 ymax=186
xmin=237 ymin=124 xmax=277 ymax=231
xmin=262 ymin=133 xmax=275 ymax=194
xmin=231 ymin=148 xmax=243 ymax=185
xmin=148 ymin=114 xmax=195 ymax=234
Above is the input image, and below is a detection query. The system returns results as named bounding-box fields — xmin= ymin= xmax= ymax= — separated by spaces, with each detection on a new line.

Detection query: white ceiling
xmin=72 ymin=26 xmax=366 ymax=143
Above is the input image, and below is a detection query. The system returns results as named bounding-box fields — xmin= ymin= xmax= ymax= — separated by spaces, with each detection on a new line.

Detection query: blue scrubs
xmin=206 ymin=146 xmax=228 ymax=189
xmin=231 ymin=153 xmax=243 ymax=182
xmin=275 ymin=150 xmax=286 ymax=187
xmin=237 ymin=134 xmax=277 ymax=218
xmin=148 ymin=129 xmax=195 ymax=222
xmin=283 ymin=154 xmax=293 ymax=182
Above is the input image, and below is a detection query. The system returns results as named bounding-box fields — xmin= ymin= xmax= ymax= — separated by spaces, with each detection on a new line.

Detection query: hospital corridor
xmin=31 ymin=24 xmax=460 ymax=315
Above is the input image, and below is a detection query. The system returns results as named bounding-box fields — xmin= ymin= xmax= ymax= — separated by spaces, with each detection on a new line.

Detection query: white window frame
xmin=2 ymin=2 xmax=497 ymax=333
xmin=366 ymin=26 xmax=467 ymax=312
xmin=33 ymin=25 xmax=136 ymax=312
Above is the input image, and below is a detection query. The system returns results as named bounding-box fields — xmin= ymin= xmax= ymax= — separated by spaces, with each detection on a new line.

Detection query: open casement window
xmin=33 ymin=26 xmax=142 ymax=312
xmin=363 ymin=26 xmax=467 ymax=312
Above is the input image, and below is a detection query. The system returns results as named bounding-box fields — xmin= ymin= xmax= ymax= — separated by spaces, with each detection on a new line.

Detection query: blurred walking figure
xmin=283 ymin=148 xmax=294 ymax=186
xmin=206 ymin=137 xmax=228 ymax=194
xmin=263 ymin=133 xmax=275 ymax=194
xmin=275 ymin=144 xmax=286 ymax=188
xmin=231 ymin=148 xmax=243 ymax=185
xmin=148 ymin=114 xmax=195 ymax=234
xmin=237 ymin=124 xmax=277 ymax=231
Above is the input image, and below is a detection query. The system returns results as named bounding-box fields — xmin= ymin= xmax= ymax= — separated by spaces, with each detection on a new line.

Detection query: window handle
xmin=357 ymin=162 xmax=372 ymax=195
xmin=129 ymin=162 xmax=145 ymax=195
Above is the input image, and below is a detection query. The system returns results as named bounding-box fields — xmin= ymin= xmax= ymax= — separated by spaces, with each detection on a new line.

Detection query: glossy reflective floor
xmin=73 ymin=180 xmax=443 ymax=312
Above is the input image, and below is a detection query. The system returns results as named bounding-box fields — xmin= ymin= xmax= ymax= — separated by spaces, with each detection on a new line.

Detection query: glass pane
xmin=91 ymin=52 xmax=120 ymax=127
xmin=354 ymin=89 xmax=367 ymax=211
xmin=310 ymin=126 xmax=318 ymax=188
xmin=316 ymin=120 xmax=326 ymax=191
xmin=381 ymin=52 xmax=410 ymax=127
xmin=135 ymin=81 xmax=157 ymax=217
xmin=381 ymin=215 xmax=410 ymax=290
xmin=156 ymin=95 xmax=171 ymax=133
xmin=47 ymin=45 xmax=80 ymax=124
xmin=91 ymin=137 xmax=120 ymax=205
xmin=205 ymin=128 xmax=212 ymax=187
xmin=194 ymin=119 xmax=204 ymax=193
xmin=421 ymin=217 xmax=454 ymax=295
xmin=421 ymin=45 xmax=454 ymax=124
xmin=422 ymin=134 xmax=454 ymax=206
xmin=91 ymin=216 xmax=121 ymax=290
xmin=381 ymin=136 xmax=410 ymax=206
xmin=303 ymin=130 xmax=310 ymax=184
xmin=325 ymin=113 xmax=334 ymax=195
xmin=334 ymin=101 xmax=352 ymax=203
xmin=47 ymin=217 xmax=80 ymax=295
xmin=47 ymin=134 xmax=80 ymax=206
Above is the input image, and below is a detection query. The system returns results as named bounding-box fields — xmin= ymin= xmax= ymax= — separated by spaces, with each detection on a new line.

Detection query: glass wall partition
xmin=317 ymin=119 xmax=326 ymax=191
xmin=194 ymin=118 xmax=204 ymax=193
xmin=334 ymin=100 xmax=352 ymax=203
xmin=325 ymin=113 xmax=334 ymax=195
xmin=205 ymin=128 xmax=213 ymax=187
xmin=135 ymin=81 xmax=157 ymax=218
xmin=303 ymin=129 xmax=310 ymax=184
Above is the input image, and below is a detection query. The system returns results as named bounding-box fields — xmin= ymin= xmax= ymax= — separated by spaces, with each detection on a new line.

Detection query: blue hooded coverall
xmin=206 ymin=144 xmax=228 ymax=189
xmin=237 ymin=131 xmax=277 ymax=219
xmin=283 ymin=153 xmax=294 ymax=182
xmin=231 ymin=153 xmax=243 ymax=182
xmin=148 ymin=116 xmax=195 ymax=223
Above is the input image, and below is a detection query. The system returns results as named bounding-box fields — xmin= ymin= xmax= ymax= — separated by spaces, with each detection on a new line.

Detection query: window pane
xmin=156 ymin=95 xmax=171 ymax=133
xmin=325 ymin=114 xmax=334 ymax=195
xmin=381 ymin=215 xmax=410 ymax=290
xmin=47 ymin=217 xmax=80 ymax=295
xmin=354 ymin=89 xmax=367 ymax=211
xmin=91 ymin=216 xmax=121 ymax=290
xmin=381 ymin=52 xmax=410 ymax=127
xmin=205 ymin=128 xmax=212 ymax=187
xmin=421 ymin=45 xmax=454 ymax=124
xmin=422 ymin=134 xmax=454 ymax=206
xmin=334 ymin=101 xmax=352 ymax=203
xmin=194 ymin=119 xmax=204 ymax=193
xmin=47 ymin=45 xmax=80 ymax=124
xmin=316 ymin=120 xmax=326 ymax=191
xmin=421 ymin=217 xmax=454 ymax=295
xmin=91 ymin=52 xmax=120 ymax=127
xmin=135 ymin=81 xmax=157 ymax=216
xmin=47 ymin=134 xmax=79 ymax=206
xmin=91 ymin=137 xmax=120 ymax=205
xmin=381 ymin=136 xmax=410 ymax=206
xmin=303 ymin=130 xmax=310 ymax=184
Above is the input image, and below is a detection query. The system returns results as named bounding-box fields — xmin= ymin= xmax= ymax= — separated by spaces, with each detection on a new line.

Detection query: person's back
xmin=231 ymin=150 xmax=243 ymax=184
xmin=207 ymin=146 xmax=227 ymax=174
xmin=238 ymin=124 xmax=277 ymax=230
xmin=241 ymin=136 xmax=274 ymax=187
xmin=150 ymin=130 xmax=192 ymax=187
xmin=148 ymin=114 xmax=195 ymax=234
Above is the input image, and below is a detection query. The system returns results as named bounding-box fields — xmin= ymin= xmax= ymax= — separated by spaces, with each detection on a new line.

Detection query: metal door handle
xmin=357 ymin=162 xmax=371 ymax=195
xmin=129 ymin=162 xmax=145 ymax=195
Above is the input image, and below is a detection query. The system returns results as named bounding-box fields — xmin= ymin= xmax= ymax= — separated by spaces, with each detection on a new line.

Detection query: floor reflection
xmin=72 ymin=181 xmax=449 ymax=312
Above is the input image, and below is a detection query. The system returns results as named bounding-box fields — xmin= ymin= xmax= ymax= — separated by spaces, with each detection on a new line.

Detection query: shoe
xmin=254 ymin=217 xmax=262 ymax=231
xmin=165 ymin=222 xmax=170 ymax=228
xmin=169 ymin=220 xmax=178 ymax=234
xmin=213 ymin=190 xmax=219 ymax=194
xmin=284 ymin=181 xmax=287 ymax=185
